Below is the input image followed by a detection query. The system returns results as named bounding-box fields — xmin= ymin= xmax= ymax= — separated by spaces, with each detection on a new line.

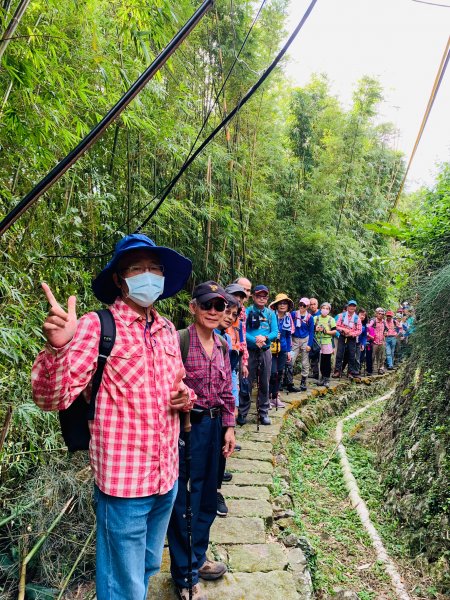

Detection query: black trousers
xmin=167 ymin=413 xmax=222 ymax=587
xmin=335 ymin=336 xmax=357 ymax=374
xmin=319 ymin=353 xmax=332 ymax=378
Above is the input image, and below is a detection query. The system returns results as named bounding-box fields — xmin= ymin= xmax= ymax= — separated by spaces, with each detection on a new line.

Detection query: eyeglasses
xmin=123 ymin=264 xmax=164 ymax=276
xmin=199 ymin=299 xmax=227 ymax=312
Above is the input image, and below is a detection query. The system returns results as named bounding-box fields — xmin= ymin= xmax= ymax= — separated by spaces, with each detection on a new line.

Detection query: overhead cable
xmin=0 ymin=0 xmax=215 ymax=237
xmin=389 ymin=35 xmax=450 ymax=217
xmin=135 ymin=0 xmax=319 ymax=231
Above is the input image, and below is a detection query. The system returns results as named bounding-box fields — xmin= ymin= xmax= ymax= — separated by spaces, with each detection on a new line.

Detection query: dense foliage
xmin=0 ymin=0 xmax=407 ymax=596
xmin=376 ymin=164 xmax=450 ymax=593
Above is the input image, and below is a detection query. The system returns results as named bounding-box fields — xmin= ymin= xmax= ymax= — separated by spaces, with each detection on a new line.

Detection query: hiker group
xmin=31 ymin=234 xmax=414 ymax=600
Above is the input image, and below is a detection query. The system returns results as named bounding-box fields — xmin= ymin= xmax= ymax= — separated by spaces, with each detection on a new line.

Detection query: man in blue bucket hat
xmin=32 ymin=233 xmax=196 ymax=600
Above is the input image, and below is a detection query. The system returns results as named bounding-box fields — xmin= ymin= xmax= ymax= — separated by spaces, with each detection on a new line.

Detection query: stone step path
xmin=149 ymin=375 xmax=356 ymax=599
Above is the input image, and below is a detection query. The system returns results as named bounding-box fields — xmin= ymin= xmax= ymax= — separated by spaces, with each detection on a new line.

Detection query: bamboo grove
xmin=0 ymin=0 xmax=414 ymax=594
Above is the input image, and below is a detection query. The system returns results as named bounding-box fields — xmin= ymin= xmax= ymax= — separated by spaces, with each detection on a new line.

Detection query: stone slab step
xmin=222 ymin=484 xmax=270 ymax=500
xmin=210 ymin=516 xmax=266 ymax=544
xmin=203 ymin=571 xmax=300 ymax=599
xmin=226 ymin=498 xmax=272 ymax=519
xmin=227 ymin=543 xmax=288 ymax=572
xmin=149 ymin=571 xmax=300 ymax=600
xmin=241 ymin=432 xmax=278 ymax=444
xmin=233 ymin=448 xmax=273 ymax=462
xmin=235 ymin=440 xmax=273 ymax=452
xmin=229 ymin=471 xmax=272 ymax=486
xmin=227 ymin=457 xmax=273 ymax=474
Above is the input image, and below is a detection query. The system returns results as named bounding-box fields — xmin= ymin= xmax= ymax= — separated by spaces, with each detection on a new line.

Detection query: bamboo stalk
xmin=56 ymin=527 xmax=95 ymax=600
xmin=18 ymin=496 xmax=75 ymax=600
xmin=0 ymin=404 xmax=12 ymax=453
xmin=0 ymin=0 xmax=32 ymax=62
xmin=0 ymin=498 xmax=40 ymax=528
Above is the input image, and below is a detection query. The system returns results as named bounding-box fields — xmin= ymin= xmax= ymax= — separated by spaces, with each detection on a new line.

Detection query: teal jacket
xmin=245 ymin=305 xmax=278 ymax=350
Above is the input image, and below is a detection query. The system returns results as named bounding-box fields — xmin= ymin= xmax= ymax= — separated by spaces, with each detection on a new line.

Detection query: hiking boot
xmin=260 ymin=416 xmax=271 ymax=426
xmin=273 ymin=397 xmax=286 ymax=409
xmin=300 ymin=376 xmax=307 ymax=391
xmin=316 ymin=377 xmax=325 ymax=386
xmin=177 ymin=583 xmax=207 ymax=600
xmin=332 ymin=370 xmax=341 ymax=378
xmin=222 ymin=471 xmax=233 ymax=482
xmin=236 ymin=415 xmax=247 ymax=426
xmin=323 ymin=377 xmax=330 ymax=388
xmin=286 ymin=384 xmax=301 ymax=393
xmin=198 ymin=559 xmax=227 ymax=581
xmin=378 ymin=368 xmax=385 ymax=375
xmin=217 ymin=492 xmax=228 ymax=517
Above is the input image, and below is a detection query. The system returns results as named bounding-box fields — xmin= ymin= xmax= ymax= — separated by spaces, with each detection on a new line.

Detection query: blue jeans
xmin=385 ymin=336 xmax=397 ymax=368
xmin=94 ymin=482 xmax=178 ymax=600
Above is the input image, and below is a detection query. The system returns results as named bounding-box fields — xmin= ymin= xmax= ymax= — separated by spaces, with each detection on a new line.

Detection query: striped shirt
xmin=32 ymin=298 xmax=196 ymax=498
xmin=183 ymin=324 xmax=235 ymax=428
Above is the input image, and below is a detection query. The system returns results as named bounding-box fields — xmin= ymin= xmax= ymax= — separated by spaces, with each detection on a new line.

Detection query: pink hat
xmin=299 ymin=297 xmax=310 ymax=306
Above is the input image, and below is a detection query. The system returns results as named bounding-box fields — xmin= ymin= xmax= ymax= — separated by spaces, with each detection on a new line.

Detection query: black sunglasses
xmin=199 ymin=299 xmax=227 ymax=312
xmin=299 ymin=303 xmax=306 ymax=307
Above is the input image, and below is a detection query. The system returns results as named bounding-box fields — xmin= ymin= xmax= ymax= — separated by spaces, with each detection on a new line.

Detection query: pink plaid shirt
xmin=182 ymin=324 xmax=235 ymax=428
xmin=31 ymin=299 xmax=196 ymax=498
xmin=336 ymin=312 xmax=362 ymax=338
xmin=372 ymin=318 xmax=386 ymax=345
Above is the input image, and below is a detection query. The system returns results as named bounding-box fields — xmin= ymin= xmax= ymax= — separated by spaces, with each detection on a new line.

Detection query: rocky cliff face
xmin=376 ymin=362 xmax=450 ymax=593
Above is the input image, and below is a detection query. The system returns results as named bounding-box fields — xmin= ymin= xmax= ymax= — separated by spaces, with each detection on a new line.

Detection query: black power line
xmin=0 ymin=0 xmax=215 ymax=237
xmin=135 ymin=0 xmax=319 ymax=231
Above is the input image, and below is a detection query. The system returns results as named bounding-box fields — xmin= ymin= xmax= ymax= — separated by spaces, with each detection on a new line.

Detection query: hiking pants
xmin=269 ymin=351 xmax=287 ymax=399
xmin=168 ymin=413 xmax=221 ymax=588
xmin=359 ymin=347 xmax=373 ymax=375
xmin=385 ymin=336 xmax=397 ymax=368
xmin=335 ymin=336 xmax=357 ymax=374
xmin=319 ymin=352 xmax=332 ymax=379
xmin=291 ymin=336 xmax=310 ymax=378
xmin=373 ymin=343 xmax=386 ymax=373
xmin=239 ymin=348 xmax=272 ymax=419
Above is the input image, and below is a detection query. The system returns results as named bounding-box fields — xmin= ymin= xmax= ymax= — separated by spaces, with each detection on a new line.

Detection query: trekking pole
xmin=275 ymin=344 xmax=280 ymax=412
xmin=183 ymin=411 xmax=194 ymax=600
xmin=256 ymin=349 xmax=261 ymax=432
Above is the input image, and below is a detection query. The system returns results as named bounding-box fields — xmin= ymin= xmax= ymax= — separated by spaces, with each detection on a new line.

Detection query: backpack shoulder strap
xmin=178 ymin=328 xmax=190 ymax=364
xmin=87 ymin=309 xmax=116 ymax=420
xmin=216 ymin=334 xmax=228 ymax=357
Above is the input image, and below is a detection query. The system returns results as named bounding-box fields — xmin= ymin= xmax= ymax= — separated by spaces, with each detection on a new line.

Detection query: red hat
xmin=386 ymin=310 xmax=394 ymax=317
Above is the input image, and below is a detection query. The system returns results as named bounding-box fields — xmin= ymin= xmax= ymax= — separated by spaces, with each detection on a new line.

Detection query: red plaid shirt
xmin=336 ymin=312 xmax=362 ymax=338
xmin=32 ymin=299 xmax=196 ymax=498
xmin=182 ymin=324 xmax=235 ymax=428
xmin=372 ymin=318 xmax=386 ymax=345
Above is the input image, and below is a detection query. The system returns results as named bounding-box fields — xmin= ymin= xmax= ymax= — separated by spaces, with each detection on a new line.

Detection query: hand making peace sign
xmin=41 ymin=282 xmax=77 ymax=349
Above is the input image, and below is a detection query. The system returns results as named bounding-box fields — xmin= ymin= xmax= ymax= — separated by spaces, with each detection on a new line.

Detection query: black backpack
xmin=178 ymin=328 xmax=228 ymax=364
xmin=59 ymin=309 xmax=116 ymax=452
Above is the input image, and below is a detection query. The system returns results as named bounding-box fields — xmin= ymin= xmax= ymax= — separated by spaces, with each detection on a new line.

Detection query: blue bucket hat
xmin=92 ymin=234 xmax=192 ymax=304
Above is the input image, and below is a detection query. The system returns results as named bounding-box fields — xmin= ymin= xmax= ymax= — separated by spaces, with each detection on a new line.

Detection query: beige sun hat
xmin=270 ymin=293 xmax=294 ymax=311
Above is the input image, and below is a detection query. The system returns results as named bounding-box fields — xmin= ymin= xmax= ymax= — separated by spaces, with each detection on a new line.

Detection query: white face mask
xmin=125 ymin=272 xmax=165 ymax=307
xmin=321 ymin=308 xmax=330 ymax=316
